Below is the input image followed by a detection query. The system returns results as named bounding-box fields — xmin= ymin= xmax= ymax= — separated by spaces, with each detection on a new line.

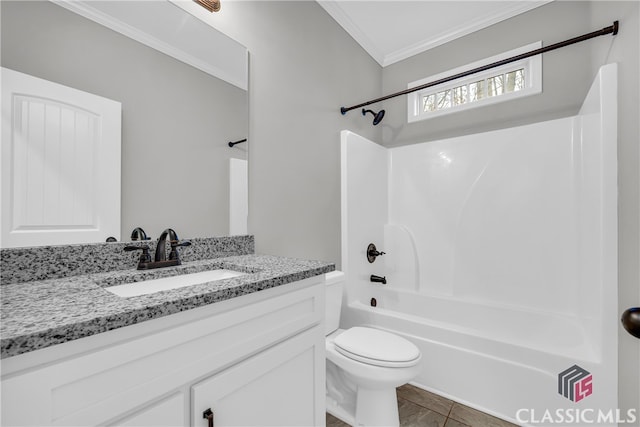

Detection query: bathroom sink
xmin=105 ymin=269 xmax=245 ymax=297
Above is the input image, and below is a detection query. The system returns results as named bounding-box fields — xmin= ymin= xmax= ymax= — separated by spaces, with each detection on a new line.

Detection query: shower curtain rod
xmin=340 ymin=21 xmax=619 ymax=115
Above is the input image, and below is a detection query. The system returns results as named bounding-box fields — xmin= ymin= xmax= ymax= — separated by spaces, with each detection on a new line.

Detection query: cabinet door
xmin=191 ymin=326 xmax=325 ymax=427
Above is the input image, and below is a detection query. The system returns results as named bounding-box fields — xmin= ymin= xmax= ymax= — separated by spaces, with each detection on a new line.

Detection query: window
xmin=407 ymin=42 xmax=542 ymax=122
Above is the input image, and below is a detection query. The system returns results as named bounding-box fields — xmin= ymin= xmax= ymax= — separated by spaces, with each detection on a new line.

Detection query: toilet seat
xmin=333 ymin=327 xmax=421 ymax=368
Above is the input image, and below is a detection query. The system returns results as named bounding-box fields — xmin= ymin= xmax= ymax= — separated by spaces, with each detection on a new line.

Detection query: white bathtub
xmin=357 ymin=287 xmax=598 ymax=362
xmin=341 ymin=288 xmax=613 ymax=425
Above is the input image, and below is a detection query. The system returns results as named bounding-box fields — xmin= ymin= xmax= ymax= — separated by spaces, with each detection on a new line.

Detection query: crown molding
xmin=382 ymin=1 xmax=552 ymax=67
xmin=318 ymin=0 xmax=553 ymax=68
xmin=317 ymin=0 xmax=386 ymax=66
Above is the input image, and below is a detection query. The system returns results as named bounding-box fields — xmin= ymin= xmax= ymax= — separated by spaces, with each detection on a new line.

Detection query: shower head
xmin=362 ymin=108 xmax=385 ymax=126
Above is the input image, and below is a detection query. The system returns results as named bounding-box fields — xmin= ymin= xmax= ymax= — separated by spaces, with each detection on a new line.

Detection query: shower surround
xmin=340 ymin=64 xmax=618 ymax=425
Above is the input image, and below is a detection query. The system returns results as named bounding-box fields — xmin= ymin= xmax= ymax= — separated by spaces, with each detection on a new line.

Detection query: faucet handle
xmin=124 ymin=245 xmax=152 ymax=264
xmin=171 ymin=240 xmax=191 ymax=248
xmin=367 ymin=243 xmax=386 ymax=263
xmin=169 ymin=240 xmax=191 ymax=261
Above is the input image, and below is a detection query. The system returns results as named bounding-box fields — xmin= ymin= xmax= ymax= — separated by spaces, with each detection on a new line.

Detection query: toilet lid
xmin=333 ymin=327 xmax=421 ymax=368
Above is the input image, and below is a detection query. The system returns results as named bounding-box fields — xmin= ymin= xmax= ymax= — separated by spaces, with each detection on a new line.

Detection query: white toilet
xmin=325 ymin=271 xmax=421 ymax=427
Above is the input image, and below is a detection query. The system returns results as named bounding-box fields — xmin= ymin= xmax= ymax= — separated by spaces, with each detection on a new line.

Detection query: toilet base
xmin=326 ymin=386 xmax=400 ymax=427
xmin=355 ymin=387 xmax=400 ymax=427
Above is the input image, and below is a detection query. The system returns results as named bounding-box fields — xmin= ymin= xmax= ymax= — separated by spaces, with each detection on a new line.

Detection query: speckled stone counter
xmin=1 ymin=254 xmax=334 ymax=359
xmin=1 ymin=235 xmax=255 ymax=285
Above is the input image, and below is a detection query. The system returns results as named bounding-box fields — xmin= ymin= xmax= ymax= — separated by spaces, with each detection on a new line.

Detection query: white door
xmin=1 ymin=67 xmax=121 ymax=247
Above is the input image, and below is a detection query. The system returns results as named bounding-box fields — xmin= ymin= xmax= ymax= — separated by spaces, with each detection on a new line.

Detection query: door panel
xmin=1 ymin=67 xmax=121 ymax=247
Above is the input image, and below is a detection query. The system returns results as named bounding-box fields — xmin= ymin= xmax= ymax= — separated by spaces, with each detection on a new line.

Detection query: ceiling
xmin=317 ymin=1 xmax=551 ymax=67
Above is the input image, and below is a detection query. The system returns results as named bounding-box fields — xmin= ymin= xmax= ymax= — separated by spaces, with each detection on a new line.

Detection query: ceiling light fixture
xmin=194 ymin=0 xmax=220 ymax=13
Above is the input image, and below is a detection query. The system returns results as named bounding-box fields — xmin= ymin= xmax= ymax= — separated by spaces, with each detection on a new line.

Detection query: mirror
xmin=0 ymin=0 xmax=248 ymax=244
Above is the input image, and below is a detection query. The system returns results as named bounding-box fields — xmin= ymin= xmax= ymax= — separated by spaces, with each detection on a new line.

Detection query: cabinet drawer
xmin=191 ymin=325 xmax=325 ymax=427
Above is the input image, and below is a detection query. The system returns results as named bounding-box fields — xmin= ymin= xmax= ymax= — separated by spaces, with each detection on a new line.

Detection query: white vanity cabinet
xmin=0 ymin=277 xmax=325 ymax=427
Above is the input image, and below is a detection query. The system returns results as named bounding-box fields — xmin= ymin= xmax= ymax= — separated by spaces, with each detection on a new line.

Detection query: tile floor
xmin=326 ymin=384 xmax=520 ymax=427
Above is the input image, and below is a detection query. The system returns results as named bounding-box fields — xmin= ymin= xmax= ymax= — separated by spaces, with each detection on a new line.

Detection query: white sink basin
xmin=105 ymin=269 xmax=245 ymax=297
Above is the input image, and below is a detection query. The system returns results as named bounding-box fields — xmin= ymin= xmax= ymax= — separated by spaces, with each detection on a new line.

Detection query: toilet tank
xmin=325 ymin=271 xmax=345 ymax=335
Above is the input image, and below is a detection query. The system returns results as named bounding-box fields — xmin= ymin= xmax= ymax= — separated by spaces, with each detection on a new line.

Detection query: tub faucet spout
xmin=370 ymin=275 xmax=387 ymax=285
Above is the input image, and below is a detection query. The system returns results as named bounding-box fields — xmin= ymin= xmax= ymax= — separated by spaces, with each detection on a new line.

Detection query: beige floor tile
xmin=449 ymin=402 xmax=520 ymax=427
xmin=444 ymin=418 xmax=471 ymax=427
xmin=397 ymin=384 xmax=454 ymax=416
xmin=326 ymin=385 xmax=518 ymax=427
xmin=398 ymin=398 xmax=447 ymax=427
xmin=326 ymin=412 xmax=350 ymax=427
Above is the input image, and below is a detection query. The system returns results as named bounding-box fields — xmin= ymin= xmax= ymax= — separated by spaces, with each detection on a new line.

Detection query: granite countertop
xmin=1 ymin=254 xmax=334 ymax=359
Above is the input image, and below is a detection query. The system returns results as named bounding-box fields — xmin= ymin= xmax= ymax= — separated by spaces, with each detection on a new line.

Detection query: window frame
xmin=407 ymin=41 xmax=542 ymax=123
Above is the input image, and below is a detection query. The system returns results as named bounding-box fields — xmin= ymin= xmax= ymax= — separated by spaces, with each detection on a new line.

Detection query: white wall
xmin=209 ymin=1 xmax=382 ymax=265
